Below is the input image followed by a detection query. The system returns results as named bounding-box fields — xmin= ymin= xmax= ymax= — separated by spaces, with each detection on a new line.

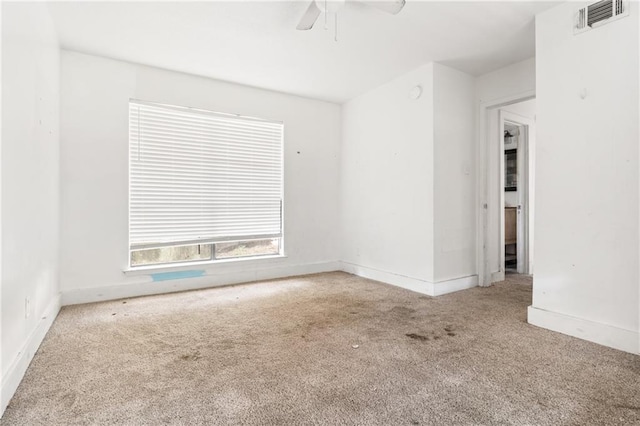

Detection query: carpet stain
xmin=405 ymin=333 xmax=429 ymax=341
xmin=390 ymin=306 xmax=416 ymax=316
xmin=179 ymin=351 xmax=201 ymax=361
xmin=60 ymin=392 xmax=77 ymax=409
xmin=614 ymin=404 xmax=640 ymax=411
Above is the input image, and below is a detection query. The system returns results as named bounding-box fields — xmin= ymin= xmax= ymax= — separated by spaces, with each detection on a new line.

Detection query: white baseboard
xmin=62 ymin=261 xmax=341 ymax=306
xmin=432 ymin=275 xmax=478 ymax=296
xmin=64 ymin=260 xmax=479 ymax=305
xmin=491 ymin=270 xmax=505 ymax=283
xmin=1 ymin=294 xmax=61 ymax=417
xmin=340 ymin=261 xmax=436 ymax=295
xmin=528 ymin=306 xmax=639 ymax=355
xmin=340 ymin=262 xmax=477 ymax=297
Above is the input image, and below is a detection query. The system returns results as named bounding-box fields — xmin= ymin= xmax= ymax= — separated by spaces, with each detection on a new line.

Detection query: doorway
xmin=500 ymin=112 xmax=532 ymax=275
xmin=477 ymin=97 xmax=536 ymax=286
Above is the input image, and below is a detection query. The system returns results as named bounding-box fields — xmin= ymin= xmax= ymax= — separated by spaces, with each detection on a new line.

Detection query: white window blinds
xmin=129 ymin=100 xmax=283 ymax=249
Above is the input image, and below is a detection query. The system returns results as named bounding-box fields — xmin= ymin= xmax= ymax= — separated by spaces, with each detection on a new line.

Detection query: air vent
xmin=574 ymin=0 xmax=629 ymax=34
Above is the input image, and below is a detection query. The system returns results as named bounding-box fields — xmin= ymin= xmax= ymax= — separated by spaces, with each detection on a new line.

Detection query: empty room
xmin=1 ymin=0 xmax=639 ymax=424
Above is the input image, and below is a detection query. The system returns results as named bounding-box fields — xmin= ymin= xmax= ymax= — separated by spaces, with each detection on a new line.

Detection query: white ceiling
xmin=47 ymin=1 xmax=559 ymax=103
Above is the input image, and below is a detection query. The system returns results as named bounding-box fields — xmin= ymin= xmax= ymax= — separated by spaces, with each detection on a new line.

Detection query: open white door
xmin=516 ymin=124 xmax=527 ymax=274
xmin=498 ymin=111 xmax=506 ymax=280
xmin=500 ymin=110 xmax=533 ymax=275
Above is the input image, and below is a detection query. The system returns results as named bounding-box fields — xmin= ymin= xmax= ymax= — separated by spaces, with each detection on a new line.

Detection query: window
xmin=129 ymin=100 xmax=283 ymax=267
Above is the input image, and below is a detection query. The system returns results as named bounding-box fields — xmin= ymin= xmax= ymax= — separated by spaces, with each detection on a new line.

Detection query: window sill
xmin=122 ymin=254 xmax=288 ymax=277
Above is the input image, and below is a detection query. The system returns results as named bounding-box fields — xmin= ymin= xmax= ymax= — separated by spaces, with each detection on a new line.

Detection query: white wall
xmin=372 ymin=58 xmax=540 ymax=287
xmin=340 ymin=62 xmax=476 ymax=295
xmin=433 ymin=63 xmax=476 ymax=283
xmin=529 ymin=2 xmax=639 ymax=354
xmin=59 ymin=51 xmax=342 ymax=304
xmin=340 ymin=64 xmax=436 ymax=288
xmin=1 ymin=2 xmax=61 ymax=413
xmin=476 ymin=57 xmax=536 ymax=105
xmin=503 ymin=99 xmax=536 ymax=120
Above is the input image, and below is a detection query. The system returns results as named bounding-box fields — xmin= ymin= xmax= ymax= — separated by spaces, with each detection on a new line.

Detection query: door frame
xmin=500 ymin=111 xmax=533 ymax=275
xmin=476 ymin=90 xmax=535 ymax=287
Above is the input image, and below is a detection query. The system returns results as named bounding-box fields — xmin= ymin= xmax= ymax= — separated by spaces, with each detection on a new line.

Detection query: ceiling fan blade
xmin=358 ymin=0 xmax=406 ymax=15
xmin=296 ymin=1 xmax=321 ymax=30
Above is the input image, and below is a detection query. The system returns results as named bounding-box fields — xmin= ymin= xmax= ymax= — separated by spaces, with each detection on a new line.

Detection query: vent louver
xmin=574 ymin=0 xmax=629 ymax=34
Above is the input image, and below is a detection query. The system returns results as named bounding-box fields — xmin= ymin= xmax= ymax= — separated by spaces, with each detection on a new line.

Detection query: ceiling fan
xmin=296 ymin=0 xmax=406 ymax=31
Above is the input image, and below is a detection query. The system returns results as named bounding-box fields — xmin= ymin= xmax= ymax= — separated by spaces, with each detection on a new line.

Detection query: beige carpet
xmin=3 ymin=272 xmax=639 ymax=425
